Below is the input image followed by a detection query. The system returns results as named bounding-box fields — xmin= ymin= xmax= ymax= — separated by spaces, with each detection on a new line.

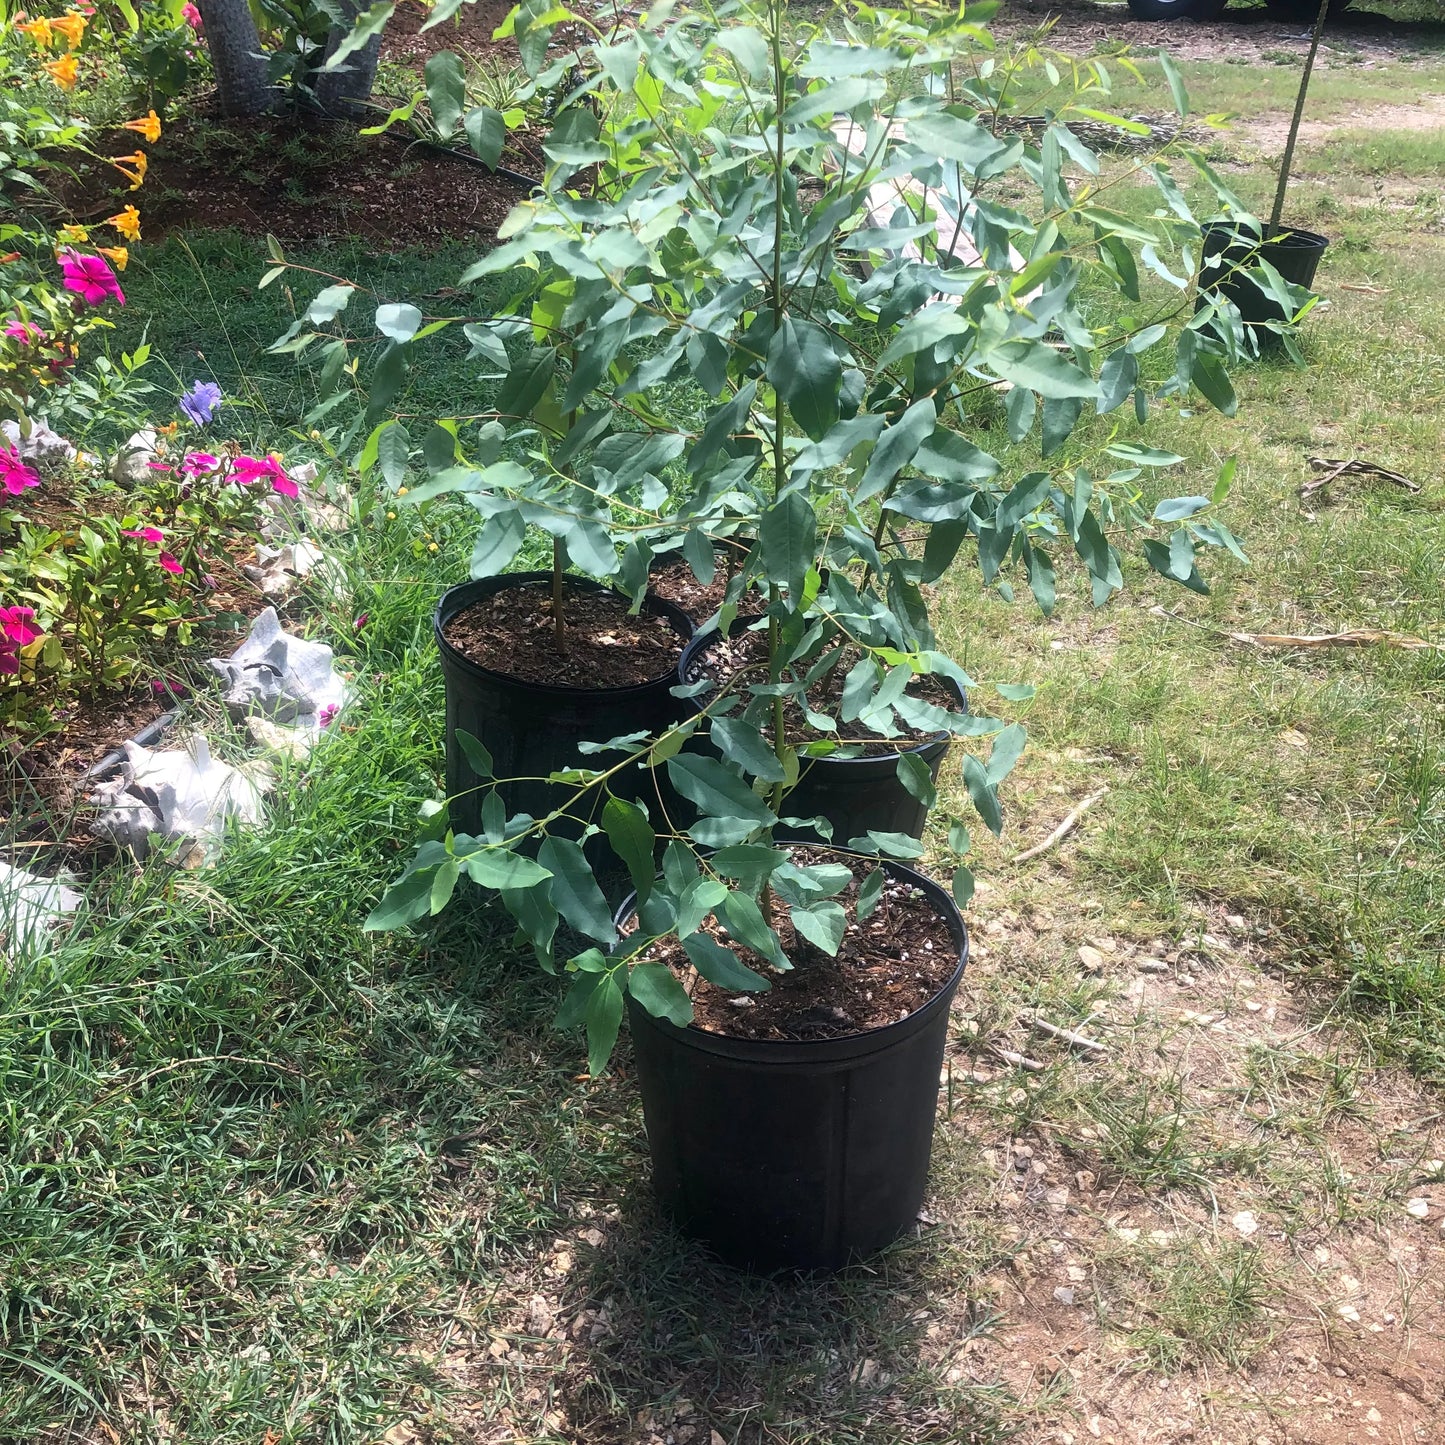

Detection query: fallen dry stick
xmin=1012 ymin=786 xmax=1110 ymax=864
xmin=1301 ymin=455 xmax=1419 ymax=497
xmin=1229 ymin=629 xmax=1442 ymax=652
xmin=988 ymin=1043 xmax=1047 ymax=1073
xmin=1028 ymin=1015 xmax=1108 ymax=1055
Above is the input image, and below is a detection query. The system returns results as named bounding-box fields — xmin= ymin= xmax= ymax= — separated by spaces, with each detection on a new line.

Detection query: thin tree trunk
xmin=313 ymin=2 xmax=383 ymax=117
xmin=195 ymin=0 xmax=275 ymax=117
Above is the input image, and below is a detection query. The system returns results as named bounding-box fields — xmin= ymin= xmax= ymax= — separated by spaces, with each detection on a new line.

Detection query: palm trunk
xmin=314 ymin=2 xmax=383 ymax=117
xmin=195 ymin=0 xmax=275 ymax=117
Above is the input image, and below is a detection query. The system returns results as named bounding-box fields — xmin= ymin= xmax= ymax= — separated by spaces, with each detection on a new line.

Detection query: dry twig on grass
xmin=1148 ymin=607 xmax=1442 ymax=654
xmin=1028 ymin=1015 xmax=1108 ymax=1055
xmin=1012 ymin=786 xmax=1110 ymax=864
xmin=1300 ymin=456 xmax=1419 ymax=498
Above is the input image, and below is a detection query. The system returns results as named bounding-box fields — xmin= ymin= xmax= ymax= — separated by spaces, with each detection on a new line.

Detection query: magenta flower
xmin=180 ymin=451 xmax=220 ymax=477
xmin=181 ymin=1 xmax=201 ymax=28
xmin=318 ymin=703 xmax=339 ymax=729
xmin=0 ymin=604 xmax=40 ymax=676
xmin=59 ymin=251 xmax=125 ymax=307
xmin=352 ymin=612 xmax=369 ymax=631
xmin=0 ymin=445 xmax=40 ymax=497
xmin=232 ymin=454 xmax=298 ymax=498
xmin=123 ymin=526 xmax=166 ymax=545
xmin=147 ymin=461 xmax=175 ymax=473
xmin=158 ymin=552 xmax=183 ymax=575
xmin=3 ymin=320 xmax=43 ymax=346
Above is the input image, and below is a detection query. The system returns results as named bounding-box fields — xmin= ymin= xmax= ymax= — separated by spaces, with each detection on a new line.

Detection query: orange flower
xmin=52 ymin=12 xmax=87 ymax=49
xmin=113 ymin=151 xmax=148 ymax=190
xmin=98 ymin=245 xmax=129 ymax=272
xmin=106 ymin=205 xmax=142 ymax=242
xmin=0 ymin=253 xmax=22 ymax=265
xmin=57 ymin=224 xmax=91 ymax=245
xmin=16 ymin=17 xmax=55 ymax=48
xmin=43 ymin=54 xmax=79 ymax=90
xmin=156 ymin=421 xmax=179 ymax=436
xmin=122 ymin=110 xmax=162 ymax=144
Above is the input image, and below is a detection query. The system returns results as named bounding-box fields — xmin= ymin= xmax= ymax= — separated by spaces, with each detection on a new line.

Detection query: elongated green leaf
xmin=460 ymin=847 xmax=553 ymax=890
xmin=677 ymin=877 xmax=728 ymax=938
xmin=1158 ymin=49 xmax=1190 ymax=119
xmin=766 ymin=317 xmax=842 ymax=442
xmin=682 ymin=932 xmax=771 ymax=992
xmin=469 ymin=508 xmax=527 ymax=578
xmin=539 ymin=837 xmax=616 ymax=944
xmin=962 ymin=753 xmax=1003 ymax=836
xmin=453 ymin=728 xmax=493 ymax=779
xmin=711 ymin=716 xmax=786 ymax=783
xmin=363 ymin=867 xmax=435 ymax=930
xmin=856 ymin=397 xmax=936 ymax=503
xmin=989 ymin=342 xmax=1099 ymax=400
xmin=759 ymin=489 xmax=816 ymax=602
xmin=602 ymin=797 xmax=655 ymax=904
xmin=986 ymin=722 xmax=1027 ymax=785
xmin=896 ymin=751 xmax=937 ymax=807
xmin=994 ymin=471 xmax=1053 ymax=530
xmin=464 ymin=105 xmax=507 ymax=168
xmin=321 ymin=0 xmax=394 ymax=71
xmin=585 ymin=974 xmax=624 ymax=1076
xmin=723 ymin=890 xmax=789 ymax=969
xmin=667 ymin=755 xmax=775 ymax=829
xmin=628 ymin=963 xmax=693 ymax=1026
xmin=790 ymin=901 xmax=847 ymax=956
xmin=425 ymin=50 xmax=467 ymax=137
xmin=857 ymin=865 xmax=884 ymax=920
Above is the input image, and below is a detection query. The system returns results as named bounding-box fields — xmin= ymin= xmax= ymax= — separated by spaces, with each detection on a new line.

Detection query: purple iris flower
xmin=179 ymin=380 xmax=223 ymax=426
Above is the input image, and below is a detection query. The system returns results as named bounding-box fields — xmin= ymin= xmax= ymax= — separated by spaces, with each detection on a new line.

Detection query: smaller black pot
xmin=1199 ymin=221 xmax=1329 ymax=341
xmin=621 ymin=854 xmax=968 ymax=1272
xmin=435 ymin=573 xmax=693 ymax=839
xmin=677 ymin=629 xmax=963 ymax=846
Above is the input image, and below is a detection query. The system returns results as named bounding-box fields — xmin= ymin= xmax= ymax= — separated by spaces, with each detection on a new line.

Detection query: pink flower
xmin=318 ymin=703 xmax=338 ymax=728
xmin=180 ymin=451 xmax=220 ymax=477
xmin=181 ymin=1 xmax=201 ymax=28
xmin=147 ymin=461 xmax=175 ymax=473
xmin=0 ymin=605 xmax=39 ymax=646
xmin=0 ymin=445 xmax=40 ymax=497
xmin=232 ymin=453 xmax=297 ymax=498
xmin=58 ymin=251 xmax=125 ymax=307
xmin=3 ymin=320 xmax=43 ymax=346
xmin=352 ymin=612 xmax=369 ymax=631
xmin=149 ymin=677 xmax=189 ymax=699
xmin=158 ymin=552 xmax=182 ymax=575
xmin=123 ymin=526 xmax=165 ymax=545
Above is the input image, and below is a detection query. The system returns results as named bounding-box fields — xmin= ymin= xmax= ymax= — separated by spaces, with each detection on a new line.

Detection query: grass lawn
xmin=5 ymin=16 xmax=1445 ymax=1445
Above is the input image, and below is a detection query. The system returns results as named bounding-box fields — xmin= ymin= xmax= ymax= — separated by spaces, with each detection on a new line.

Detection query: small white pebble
xmin=1405 ymin=1198 xmax=1430 ymax=1219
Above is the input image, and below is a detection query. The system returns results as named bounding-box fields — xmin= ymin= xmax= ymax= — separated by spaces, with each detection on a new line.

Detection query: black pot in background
xmin=1200 ymin=221 xmax=1329 ymax=342
xmin=677 ymin=629 xmax=964 ymax=846
xmin=621 ymin=855 xmax=968 ymax=1273
xmin=435 ymin=573 xmax=693 ymax=839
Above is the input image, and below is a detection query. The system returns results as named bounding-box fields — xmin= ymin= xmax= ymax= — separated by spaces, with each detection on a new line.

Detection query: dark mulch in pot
xmin=686 ymin=627 xmax=960 ymax=755
xmin=645 ymin=557 xmax=765 ymax=624
xmin=642 ymin=849 xmax=958 ymax=1042
xmin=442 ymin=580 xmax=684 ymax=688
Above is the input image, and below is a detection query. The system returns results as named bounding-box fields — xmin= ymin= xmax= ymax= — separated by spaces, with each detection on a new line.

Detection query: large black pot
xmin=435 ymin=573 xmax=693 ymax=838
xmin=621 ymin=856 xmax=968 ymax=1272
xmin=1200 ymin=221 xmax=1329 ymax=341
xmin=677 ymin=629 xmax=962 ymax=846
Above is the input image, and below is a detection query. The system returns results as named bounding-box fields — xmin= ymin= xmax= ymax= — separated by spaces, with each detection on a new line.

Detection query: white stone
xmin=243 ymin=539 xmax=328 ymax=597
xmin=1232 ymin=1210 xmax=1260 ymax=1237
xmin=110 ymin=428 xmax=160 ymax=487
xmin=0 ymin=861 xmax=82 ymax=958
xmin=208 ymin=606 xmax=347 ymax=728
xmin=1404 ymin=1198 xmax=1430 ymax=1219
xmin=2 ymin=417 xmax=76 ymax=471
xmin=1077 ymin=945 xmax=1107 ymax=973
xmin=90 ymin=734 xmax=269 ymax=865
xmin=1052 ymin=1286 xmax=1076 ymax=1306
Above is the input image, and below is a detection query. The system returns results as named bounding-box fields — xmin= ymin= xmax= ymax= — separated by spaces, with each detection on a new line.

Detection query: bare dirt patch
xmin=1242 ymin=91 xmax=1445 ymax=148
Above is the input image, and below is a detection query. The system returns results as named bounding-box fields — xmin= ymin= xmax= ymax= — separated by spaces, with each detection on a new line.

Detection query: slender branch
xmin=1270 ymin=0 xmax=1331 ymax=231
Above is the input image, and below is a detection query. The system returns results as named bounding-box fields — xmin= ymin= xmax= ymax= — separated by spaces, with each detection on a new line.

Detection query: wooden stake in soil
xmin=551 ymin=537 xmax=566 ymax=654
xmin=1269 ymin=0 xmax=1332 ymax=232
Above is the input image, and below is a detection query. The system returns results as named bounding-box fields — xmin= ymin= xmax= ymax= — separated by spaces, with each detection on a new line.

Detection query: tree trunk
xmin=196 ymin=0 xmax=275 ymax=117
xmin=313 ymin=2 xmax=383 ymax=117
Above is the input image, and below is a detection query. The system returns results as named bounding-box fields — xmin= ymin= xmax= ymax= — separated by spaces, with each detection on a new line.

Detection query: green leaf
xmin=722 ymin=890 xmax=789 ymax=969
xmin=459 ymin=847 xmax=553 ymax=890
xmin=540 ymin=836 xmax=617 ymax=945
xmin=376 ymin=302 xmax=423 ymax=344
xmin=677 ymin=877 xmax=729 ymax=939
xmin=321 ymin=0 xmax=394 ymax=71
xmin=366 ymin=342 xmax=408 ymax=423
xmin=1005 ymin=385 xmax=1035 ymax=442
xmin=987 ymin=723 xmax=1027 ymax=785
xmin=1191 ymin=351 xmax=1236 ymax=416
xmin=469 ymin=508 xmax=527 ymax=578
xmin=852 ymin=830 xmax=926 ymax=859
xmin=667 ymin=755 xmax=775 ymax=830
xmin=766 ymin=317 xmax=841 ymax=442
xmin=682 ymin=932 xmax=771 ymax=992
xmin=585 ymin=974 xmax=624 ymax=1076
xmin=715 ymin=25 xmax=769 ymax=79
xmin=497 ymin=347 xmax=557 ymax=421
xmin=790 ymin=901 xmax=847 ymax=956
xmin=711 ymin=716 xmax=786 ymax=784
xmin=363 ymin=867 xmax=435 ymax=930
xmin=464 ymin=105 xmax=507 ymax=169
xmin=378 ymin=421 xmax=411 ymax=489
xmin=430 ymin=858 xmax=461 ymax=914
xmin=962 ymin=754 xmax=1003 ymax=836
xmin=425 ymin=50 xmax=467 ymax=137
xmin=1158 ymin=49 xmax=1191 ymax=119
xmin=759 ymin=489 xmax=816 ymax=602
xmin=1097 ymin=349 xmax=1137 ymax=415
xmin=857 ymin=866 xmax=884 ymax=920
xmin=896 ymin=751 xmax=937 ymax=807
xmin=1152 ymin=495 xmax=1211 ymax=522
xmin=952 ymin=865 xmax=975 ymax=908
xmin=856 ymin=397 xmax=936 ymax=503
xmin=453 ymin=728 xmax=493 ymax=779
xmin=602 ymin=797 xmax=655 ymax=904
xmin=994 ymin=470 xmax=1053 ymax=530
xmin=307 ymin=284 xmax=354 ymax=325
xmin=1107 ymin=443 xmax=1184 ymax=467
xmin=628 ymin=963 xmax=693 ymax=1026
xmin=989 ymin=342 xmax=1099 ymax=400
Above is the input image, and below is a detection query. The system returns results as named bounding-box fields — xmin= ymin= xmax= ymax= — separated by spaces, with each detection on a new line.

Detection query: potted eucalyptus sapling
xmin=1198 ymin=0 xmax=1331 ymax=347
xmin=328 ymin=0 xmax=1252 ymax=1269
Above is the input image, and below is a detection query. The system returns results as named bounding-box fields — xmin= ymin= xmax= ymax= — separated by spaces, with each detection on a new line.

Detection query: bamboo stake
xmin=1012 ymin=787 xmax=1109 ymax=865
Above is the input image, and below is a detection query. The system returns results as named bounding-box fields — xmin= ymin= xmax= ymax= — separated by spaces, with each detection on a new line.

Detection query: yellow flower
xmin=43 ymin=54 xmax=79 ymax=91
xmin=52 ymin=13 xmax=87 ymax=49
xmin=113 ymin=151 xmax=148 ymax=190
xmin=122 ymin=110 xmax=162 ymax=144
xmin=99 ymin=245 xmax=129 ymax=272
xmin=106 ymin=205 xmax=142 ymax=242
xmin=16 ymin=17 xmax=55 ymax=49
xmin=57 ymin=223 xmax=91 ymax=245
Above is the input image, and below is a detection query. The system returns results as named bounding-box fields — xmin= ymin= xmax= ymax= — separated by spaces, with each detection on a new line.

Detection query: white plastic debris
xmin=3 ymin=418 xmax=77 ymax=472
xmin=90 ymin=734 xmax=269 ymax=866
xmin=110 ymin=428 xmax=161 ymax=487
xmin=243 ymin=539 xmax=328 ymax=596
xmin=207 ymin=607 xmax=347 ymax=728
xmin=0 ymin=861 xmax=82 ymax=957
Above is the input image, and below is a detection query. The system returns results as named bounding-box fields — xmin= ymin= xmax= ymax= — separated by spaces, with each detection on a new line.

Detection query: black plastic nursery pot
xmin=620 ymin=856 xmax=968 ymax=1273
xmin=435 ymin=573 xmax=693 ymax=839
xmin=677 ymin=629 xmax=963 ymax=846
xmin=1200 ymin=221 xmax=1329 ymax=338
